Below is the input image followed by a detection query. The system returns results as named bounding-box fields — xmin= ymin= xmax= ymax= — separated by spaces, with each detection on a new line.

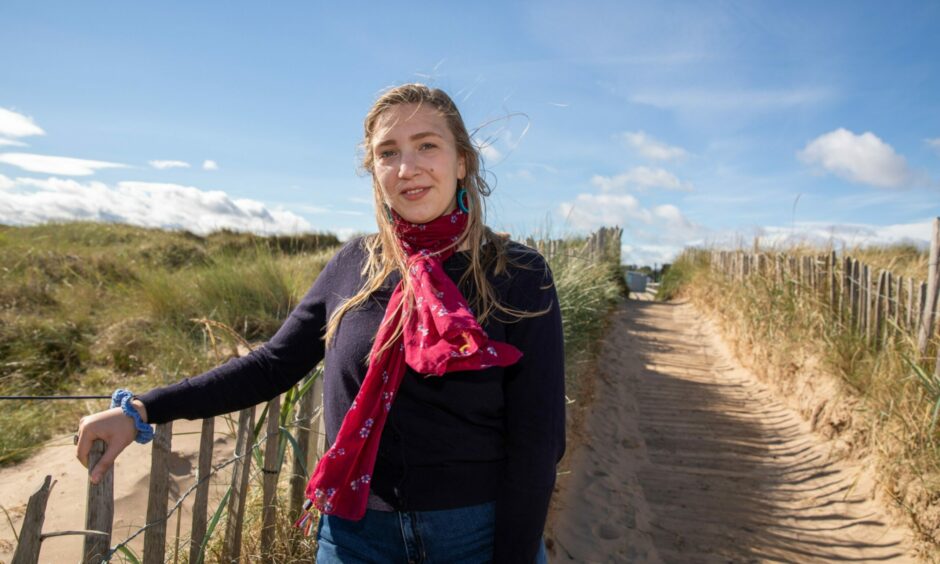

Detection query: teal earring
xmin=457 ymin=187 xmax=470 ymax=213
xmin=384 ymin=204 xmax=393 ymax=222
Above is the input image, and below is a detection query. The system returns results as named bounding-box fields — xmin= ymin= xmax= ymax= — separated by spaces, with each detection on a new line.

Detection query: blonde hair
xmin=324 ymin=83 xmax=547 ymax=355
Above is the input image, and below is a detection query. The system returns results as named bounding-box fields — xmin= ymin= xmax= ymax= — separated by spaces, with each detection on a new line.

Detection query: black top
xmin=139 ymin=236 xmax=566 ymax=563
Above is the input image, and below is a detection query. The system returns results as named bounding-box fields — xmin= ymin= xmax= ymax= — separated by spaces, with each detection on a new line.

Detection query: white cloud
xmin=476 ymin=141 xmax=502 ymax=163
xmin=621 ymin=243 xmax=682 ymax=268
xmin=149 ymin=160 xmax=191 ymax=170
xmin=927 ymin=138 xmax=940 ymax=155
xmin=621 ymin=131 xmax=687 ymax=161
xmin=798 ymin=128 xmax=912 ymax=188
xmin=695 ymin=218 xmax=938 ymax=272
xmin=590 ymin=166 xmax=691 ymax=192
xmin=558 ymin=192 xmax=707 ymax=266
xmin=0 ymin=174 xmax=13 ymax=190
xmin=202 ymin=159 xmax=219 ymax=171
xmin=0 ymin=138 xmax=28 ymax=147
xmin=742 ymin=219 xmax=935 ymax=251
xmin=0 ymin=153 xmax=128 ymax=176
xmin=560 ymin=193 xmax=651 ymax=228
xmin=0 ymin=176 xmax=312 ymax=235
xmin=0 ymin=108 xmax=45 ymax=139
xmin=333 ymin=227 xmax=361 ymax=242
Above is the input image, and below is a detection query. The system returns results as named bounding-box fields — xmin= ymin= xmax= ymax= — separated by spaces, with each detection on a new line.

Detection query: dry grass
xmin=0 ymin=222 xmax=338 ymax=465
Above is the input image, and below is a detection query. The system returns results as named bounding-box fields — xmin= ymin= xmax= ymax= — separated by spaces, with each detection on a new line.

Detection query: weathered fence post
xmin=829 ymin=251 xmax=838 ymax=312
xmin=906 ymin=277 xmax=915 ymax=331
xmin=887 ymin=272 xmax=896 ymax=340
xmin=874 ymin=270 xmax=887 ymax=348
xmin=222 ymin=406 xmax=256 ymax=563
xmin=774 ymin=254 xmax=781 ymax=289
xmin=261 ymin=395 xmax=282 ymax=564
xmin=788 ymin=256 xmax=797 ymax=293
xmin=290 ymin=376 xmax=316 ymax=519
xmin=143 ymin=422 xmax=173 ymax=564
xmin=841 ymin=256 xmax=851 ymax=321
xmin=12 ymin=475 xmax=54 ymax=564
xmin=810 ymin=256 xmax=818 ymax=294
xmin=312 ymin=377 xmax=327 ymax=459
xmin=914 ymin=282 xmax=927 ymax=340
xmin=917 ymin=217 xmax=940 ymax=356
xmin=850 ymin=259 xmax=860 ymax=331
xmin=863 ymin=264 xmax=872 ymax=341
xmin=83 ymin=439 xmax=113 ymax=564
xmin=190 ymin=417 xmax=215 ymax=564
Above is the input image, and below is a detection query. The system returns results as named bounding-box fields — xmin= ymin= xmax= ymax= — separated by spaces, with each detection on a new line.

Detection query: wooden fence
xmin=11 ymin=226 xmax=621 ymax=564
xmin=525 ymin=226 xmax=624 ymax=267
xmin=12 ymin=372 xmax=325 ymax=564
xmin=709 ymin=217 xmax=940 ymax=380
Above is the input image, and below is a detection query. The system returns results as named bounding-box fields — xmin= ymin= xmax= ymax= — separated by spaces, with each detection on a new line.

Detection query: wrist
xmin=110 ymin=389 xmax=154 ymax=444
xmin=131 ymin=398 xmax=149 ymax=423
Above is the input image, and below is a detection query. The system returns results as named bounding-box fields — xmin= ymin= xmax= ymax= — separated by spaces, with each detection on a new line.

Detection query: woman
xmin=76 ymin=84 xmax=565 ymax=563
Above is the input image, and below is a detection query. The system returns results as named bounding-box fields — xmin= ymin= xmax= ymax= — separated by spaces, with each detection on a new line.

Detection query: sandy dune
xmin=547 ymin=296 xmax=917 ymax=563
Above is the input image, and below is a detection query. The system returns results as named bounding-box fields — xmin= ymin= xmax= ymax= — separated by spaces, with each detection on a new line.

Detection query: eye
xmin=377 ymin=149 xmax=398 ymax=160
xmin=419 ymin=142 xmax=438 ymax=151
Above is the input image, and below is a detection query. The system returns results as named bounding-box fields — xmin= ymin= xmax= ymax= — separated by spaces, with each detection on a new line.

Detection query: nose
xmin=398 ymin=151 xmax=419 ymax=179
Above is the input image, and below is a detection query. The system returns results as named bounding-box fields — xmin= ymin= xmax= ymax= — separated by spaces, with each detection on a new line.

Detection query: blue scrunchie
xmin=111 ymin=388 xmax=155 ymax=444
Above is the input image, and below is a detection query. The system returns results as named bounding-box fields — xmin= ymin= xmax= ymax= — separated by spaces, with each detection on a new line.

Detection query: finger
xmin=76 ymin=427 xmax=91 ymax=468
xmin=90 ymin=441 xmax=120 ymax=485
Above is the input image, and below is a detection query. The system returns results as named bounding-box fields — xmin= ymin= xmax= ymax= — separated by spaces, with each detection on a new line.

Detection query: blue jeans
xmin=315 ymin=501 xmax=548 ymax=563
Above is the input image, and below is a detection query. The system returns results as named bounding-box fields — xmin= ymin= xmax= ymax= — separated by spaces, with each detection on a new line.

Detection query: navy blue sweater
xmin=139 ymin=236 xmax=566 ymax=562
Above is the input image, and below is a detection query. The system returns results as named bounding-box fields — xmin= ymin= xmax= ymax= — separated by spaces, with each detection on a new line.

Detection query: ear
xmin=457 ymin=153 xmax=467 ymax=181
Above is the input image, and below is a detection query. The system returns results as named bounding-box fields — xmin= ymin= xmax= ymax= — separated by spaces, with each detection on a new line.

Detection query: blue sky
xmin=1 ymin=1 xmax=938 ymax=265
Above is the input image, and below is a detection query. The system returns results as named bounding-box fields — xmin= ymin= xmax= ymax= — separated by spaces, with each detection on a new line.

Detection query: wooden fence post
xmin=796 ymin=256 xmax=804 ymax=293
xmin=82 ymin=439 xmax=113 ymax=564
xmin=863 ymin=265 xmax=872 ymax=341
xmin=190 ymin=417 xmax=215 ymax=564
xmin=917 ymin=217 xmax=940 ymax=356
xmin=311 ymin=376 xmax=326 ymax=460
xmin=914 ymin=282 xmax=927 ymax=340
xmin=874 ymin=271 xmax=887 ymax=348
xmin=850 ymin=259 xmax=860 ymax=331
xmin=887 ymin=272 xmax=896 ymax=340
xmin=810 ymin=256 xmax=818 ymax=294
xmin=222 ymin=406 xmax=255 ymax=564
xmin=290 ymin=376 xmax=317 ymax=520
xmin=261 ymin=395 xmax=281 ymax=564
xmin=789 ymin=257 xmax=797 ymax=293
xmin=841 ymin=256 xmax=851 ymax=321
xmin=143 ymin=422 xmax=173 ymax=564
xmin=906 ymin=277 xmax=914 ymax=331
xmin=829 ymin=251 xmax=838 ymax=312
xmin=776 ymin=254 xmax=782 ymax=287
xmin=12 ymin=475 xmax=54 ymax=564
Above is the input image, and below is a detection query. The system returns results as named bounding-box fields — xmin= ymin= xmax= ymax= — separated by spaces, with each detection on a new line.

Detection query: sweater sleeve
xmin=138 ymin=246 xmax=344 ymax=424
xmin=493 ymin=255 xmax=566 ymax=563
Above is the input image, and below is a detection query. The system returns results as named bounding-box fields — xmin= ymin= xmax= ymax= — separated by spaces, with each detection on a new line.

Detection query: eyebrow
xmin=374 ymin=131 xmax=444 ymax=149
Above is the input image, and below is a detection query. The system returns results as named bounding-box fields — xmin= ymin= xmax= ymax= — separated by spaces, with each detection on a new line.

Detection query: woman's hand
xmin=75 ymin=399 xmax=149 ymax=484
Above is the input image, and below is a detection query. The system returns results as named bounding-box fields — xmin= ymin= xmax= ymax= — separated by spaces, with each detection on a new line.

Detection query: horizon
xmin=2 ymin=1 xmax=938 ymax=266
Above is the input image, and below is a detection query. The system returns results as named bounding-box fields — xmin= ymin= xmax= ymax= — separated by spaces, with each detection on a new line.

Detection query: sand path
xmin=548 ymin=296 xmax=917 ymax=563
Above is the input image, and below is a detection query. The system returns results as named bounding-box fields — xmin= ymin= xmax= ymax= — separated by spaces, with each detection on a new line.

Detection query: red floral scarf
xmin=304 ymin=208 xmax=523 ymax=520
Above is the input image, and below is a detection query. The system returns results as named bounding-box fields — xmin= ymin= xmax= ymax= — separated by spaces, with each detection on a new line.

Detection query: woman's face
xmin=371 ymin=103 xmax=466 ymax=225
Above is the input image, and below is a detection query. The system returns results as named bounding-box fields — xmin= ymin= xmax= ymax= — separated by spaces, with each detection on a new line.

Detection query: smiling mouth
xmin=401 ymin=187 xmax=430 ymax=199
